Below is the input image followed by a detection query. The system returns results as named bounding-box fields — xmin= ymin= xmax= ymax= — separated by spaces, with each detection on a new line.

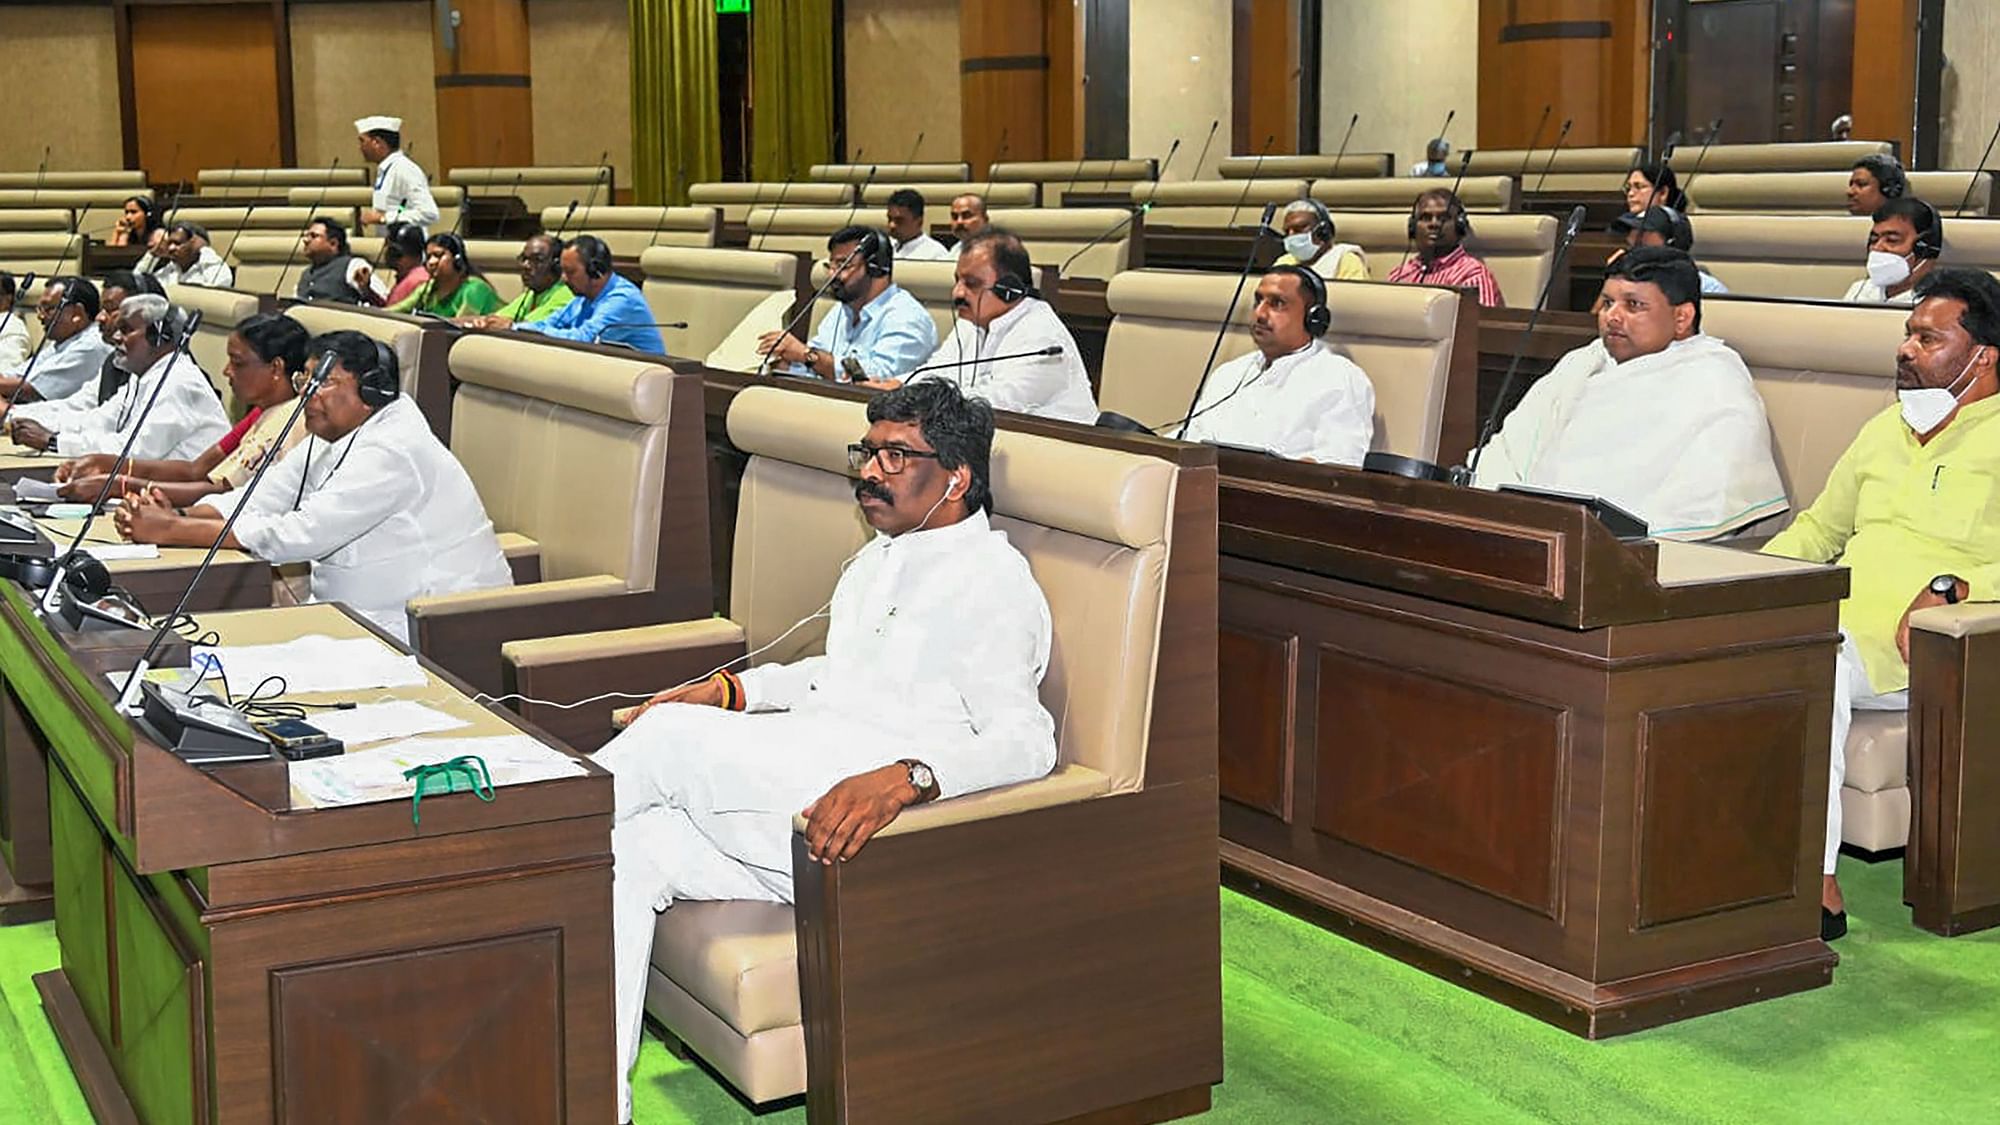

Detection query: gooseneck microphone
xmin=493 ymin=170 xmax=525 ymax=239
xmin=580 ymin=149 xmax=612 ymax=219
xmin=1228 ymin=134 xmax=1278 ymax=229
xmin=904 ymin=346 xmax=1061 ymax=377
xmin=1187 ymin=118 xmax=1222 ymax=186
xmin=1533 ymin=118 xmax=1573 ymax=193
xmin=842 ymin=160 xmax=883 ymax=229
xmin=1058 ymin=136 xmax=1184 ymax=275
xmin=1457 ymin=205 xmax=1589 ymax=486
xmin=272 ymin=157 xmax=342 ymax=298
xmin=1176 ymin=201 xmax=1280 ymax=439
xmin=1679 ymin=118 xmax=1725 ymax=199
xmin=1329 ymin=113 xmax=1359 ymax=176
xmin=552 ymin=198 xmax=581 ymax=241
xmin=1517 ymin=105 xmax=1552 ymax=180
xmin=753 ymin=241 xmax=869 ymax=378
xmin=752 ymin=166 xmax=800 ymax=254
xmin=1956 ymin=118 xmax=2000 ymax=217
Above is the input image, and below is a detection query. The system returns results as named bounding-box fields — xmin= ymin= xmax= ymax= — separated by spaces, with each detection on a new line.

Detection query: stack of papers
xmin=81 ymin=543 xmax=161 ymax=562
xmin=288 ymin=734 xmax=587 ymax=810
xmin=310 ymin=700 xmax=469 ymax=746
xmin=191 ymin=634 xmax=428 ymax=696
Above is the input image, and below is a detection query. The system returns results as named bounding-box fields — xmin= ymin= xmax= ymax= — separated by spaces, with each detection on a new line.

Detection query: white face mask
xmin=1866 ymin=249 xmax=1913 ymax=289
xmin=1282 ymin=232 xmax=1319 ymax=261
xmin=1899 ymin=347 xmax=1984 ymax=435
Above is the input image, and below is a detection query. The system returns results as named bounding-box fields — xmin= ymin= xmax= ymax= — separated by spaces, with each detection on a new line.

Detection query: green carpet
xmin=4 ymin=856 xmax=1997 ymax=1123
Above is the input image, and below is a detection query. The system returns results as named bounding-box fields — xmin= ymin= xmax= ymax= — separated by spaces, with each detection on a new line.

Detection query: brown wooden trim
xmin=1498 ymin=20 xmax=1612 ymax=42
xmin=35 ymin=970 xmax=141 ymax=1125
xmin=1297 ymin=0 xmax=1321 ymax=153
xmin=271 ymin=0 xmax=297 ymax=167
xmin=434 ymin=73 xmax=533 ymax=88
xmin=0 ymin=860 xmax=54 ymax=925
xmin=1230 ymin=0 xmax=1253 ymax=156
xmin=959 ymin=54 xmax=1050 ymax=73
xmin=112 ymin=2 xmax=138 ymax=172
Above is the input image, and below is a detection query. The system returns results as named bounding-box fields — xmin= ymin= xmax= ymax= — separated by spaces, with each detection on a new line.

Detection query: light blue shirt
xmin=1699 ymin=269 xmax=1729 ymax=295
xmin=519 ymin=273 xmax=664 ymax=355
xmin=793 ymin=283 xmax=937 ymax=381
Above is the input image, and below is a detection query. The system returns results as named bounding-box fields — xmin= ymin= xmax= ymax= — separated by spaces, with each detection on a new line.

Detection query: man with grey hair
xmin=153 ymin=221 xmax=235 ymax=288
xmin=9 ymin=293 xmax=228 ymax=460
xmin=1272 ymin=199 xmax=1369 ymax=281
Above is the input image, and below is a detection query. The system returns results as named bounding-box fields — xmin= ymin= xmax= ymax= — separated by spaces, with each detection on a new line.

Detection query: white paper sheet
xmin=309 ymin=700 xmax=469 ymax=747
xmin=288 ymin=734 xmax=586 ymax=810
xmin=192 ymin=634 xmax=429 ymax=696
xmin=81 ymin=543 xmax=161 ymax=562
xmin=12 ymin=478 xmax=61 ymax=502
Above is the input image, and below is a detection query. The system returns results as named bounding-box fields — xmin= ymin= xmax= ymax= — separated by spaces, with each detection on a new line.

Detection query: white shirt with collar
xmin=201 ymin=396 xmax=511 ymax=643
xmin=0 ymin=312 xmax=26 ymax=372
xmin=893 ymin=233 xmax=953 ymax=261
xmin=1842 ymin=277 xmax=1918 ymax=305
xmin=372 ymin=150 xmax=440 ymax=234
xmin=6 ymin=324 xmax=111 ymax=402
xmin=12 ymin=354 xmax=119 ymax=428
xmin=915 ymin=297 xmax=1100 ymax=424
xmin=156 ymin=246 xmax=234 ymax=288
xmin=1179 ymin=339 xmax=1377 ymax=466
xmin=52 ymin=347 xmax=227 ymax=461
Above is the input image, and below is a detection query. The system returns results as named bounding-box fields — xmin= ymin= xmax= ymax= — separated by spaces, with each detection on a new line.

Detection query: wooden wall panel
xmin=1851 ymin=0 xmax=1918 ymax=160
xmin=124 ymin=2 xmax=288 ymax=183
xmin=432 ymin=0 xmax=533 ymax=174
xmin=1045 ymin=0 xmax=1083 ymax=162
xmin=960 ymin=0 xmax=1047 ymax=175
xmin=1234 ymin=0 xmax=1300 ymax=155
xmin=1476 ymin=0 xmax=1650 ymax=149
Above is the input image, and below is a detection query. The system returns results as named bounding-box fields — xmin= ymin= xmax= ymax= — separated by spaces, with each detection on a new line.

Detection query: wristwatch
xmin=900 ymin=759 xmax=937 ymax=803
xmin=1930 ymin=574 xmax=1964 ymax=604
xmin=801 ymin=346 xmax=823 ymax=370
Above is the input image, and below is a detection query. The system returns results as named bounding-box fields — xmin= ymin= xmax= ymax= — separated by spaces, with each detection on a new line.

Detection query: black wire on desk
xmin=227 ymin=673 xmax=357 ymax=722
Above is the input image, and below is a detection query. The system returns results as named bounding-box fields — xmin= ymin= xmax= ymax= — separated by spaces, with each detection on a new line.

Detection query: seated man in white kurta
xmin=114 ymin=329 xmax=512 ymax=643
xmin=593 ymin=380 xmax=1057 ymax=1124
xmin=1178 ymin=266 xmax=1376 ymax=465
xmin=1469 ymin=246 xmax=1787 ymax=540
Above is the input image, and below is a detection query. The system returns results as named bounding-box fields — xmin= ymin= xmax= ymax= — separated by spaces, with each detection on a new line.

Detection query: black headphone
xmin=356 ymin=339 xmax=400 ymax=409
xmin=1407 ymin=193 xmax=1471 ymax=241
xmin=1300 ymin=198 xmax=1335 ymax=243
xmin=0 ymin=551 xmax=109 ymax=602
xmin=433 ymin=232 xmax=470 ymax=274
xmin=1272 ymin=265 xmax=1331 ymax=338
xmin=1911 ymin=199 xmax=1944 ymax=260
xmin=574 ymin=234 xmax=614 ymax=280
xmin=146 ymin=304 xmax=190 ymax=348
xmin=991 ymin=270 xmax=1030 ymax=303
xmin=856 ymin=228 xmax=894 ymax=277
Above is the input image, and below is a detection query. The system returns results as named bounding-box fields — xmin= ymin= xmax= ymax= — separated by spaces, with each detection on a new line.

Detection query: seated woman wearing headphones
xmin=54 ymin=313 xmax=311 ymax=507
xmin=114 ymin=329 xmax=513 ymax=644
xmin=390 ymin=233 xmax=502 ymax=318
xmin=1844 ymin=197 xmax=1941 ymax=305
xmin=1273 ymin=200 xmax=1369 ymax=281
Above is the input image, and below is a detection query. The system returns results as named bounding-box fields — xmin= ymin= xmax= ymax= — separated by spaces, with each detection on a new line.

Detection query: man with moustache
xmin=1387 ymin=188 xmax=1504 ymax=307
xmin=9 ymin=273 xmax=151 ymax=427
xmin=755 ymin=225 xmax=936 ymax=382
xmin=461 ymin=234 xmax=574 ymax=328
xmin=948 ymin=193 xmax=990 ymax=252
xmin=1764 ymin=267 xmax=2000 ymax=941
xmin=10 ymin=293 xmax=228 ymax=460
xmin=0 ymin=277 xmax=111 ymax=404
xmin=591 ymin=379 xmax=1057 ymax=1125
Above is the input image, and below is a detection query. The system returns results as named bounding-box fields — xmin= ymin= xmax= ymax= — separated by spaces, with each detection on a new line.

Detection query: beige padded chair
xmin=1688 ymin=171 xmax=1993 ymax=216
xmin=809 ymin=257 xmax=959 ymax=344
xmin=450 ymin=166 xmax=615 ymax=214
xmin=226 ymin=233 xmax=384 ymax=297
xmin=639 ymin=246 xmax=803 ymax=365
xmin=0 ymin=171 xmax=146 ymax=191
xmin=0 ymin=233 xmax=84 ymax=283
xmin=1218 ymin=153 xmax=1392 ymax=179
xmin=537 ymin=205 xmax=718 ymax=257
xmin=406 ymin=333 xmax=711 ymax=694
xmin=1703 ymin=298 xmax=1912 ymax=849
xmin=735 ymin=206 xmax=873 ymax=258
xmin=989 ymin=158 xmax=1159 ymax=207
xmin=1317 ymin=212 xmax=1557 ymax=307
xmin=0 ymin=209 xmax=73 ymax=233
xmin=1310 ymin=175 xmax=1518 ymax=212
xmin=856 ymin=181 xmax=1038 ymax=209
xmin=172 ymin=206 xmax=356 ymax=248
xmin=1099 ymin=270 xmax=1467 ymax=461
xmin=687 ymin=182 xmax=854 ymax=225
xmin=197 ymin=167 xmax=368 ymax=198
xmin=1669 ymin=140 xmax=1894 ymax=174
xmin=287 ymin=185 xmax=467 ymax=234
xmin=809 ymin=161 xmax=970 ymax=183
xmin=454 ymin=238 xmax=530 ymax=303
xmin=0 ymin=190 xmax=143 ymax=240
xmin=163 ymin=284 xmax=263 ymax=412
xmin=499 ymin=384 xmax=1221 ymax=1119
xmin=1134 ymin=179 xmax=1311 ymax=230
xmin=283 ymin=302 xmax=445 ymax=438
xmin=1461 ymin=147 xmax=1644 ymax=194
xmin=986 ymin=207 xmax=1137 ymax=281
xmin=1697 ymin=214 xmax=2000 ymax=299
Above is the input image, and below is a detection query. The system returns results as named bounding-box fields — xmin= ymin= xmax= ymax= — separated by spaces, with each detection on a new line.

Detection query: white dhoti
xmin=595 ymin=702 xmax=902 ymax=1122
xmin=1826 ymin=631 xmax=1908 ymax=874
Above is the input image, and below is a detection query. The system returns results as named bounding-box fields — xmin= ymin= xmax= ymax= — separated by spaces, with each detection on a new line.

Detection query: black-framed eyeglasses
xmin=847 ymin=442 xmax=941 ymax=475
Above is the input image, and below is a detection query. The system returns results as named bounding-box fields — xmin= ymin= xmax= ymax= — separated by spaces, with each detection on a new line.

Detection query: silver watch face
xmin=909 ymin=763 xmax=934 ymax=791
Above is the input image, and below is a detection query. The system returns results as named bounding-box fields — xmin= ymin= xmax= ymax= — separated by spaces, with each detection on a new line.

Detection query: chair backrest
xmin=1133 ymin=179 xmax=1311 ymax=229
xmin=226 ymin=233 xmax=384 ymax=296
xmin=1668 ymin=140 xmax=1894 ymax=174
xmin=1688 ymin=171 xmax=1994 ymax=216
xmin=282 ymin=301 xmax=430 ymax=403
xmin=170 ymin=205 xmax=355 ymax=242
xmin=985 ymin=207 xmax=1135 ymax=280
xmin=810 ymin=258 xmax=960 ymax=343
xmin=809 ymin=162 xmax=971 ymax=183
xmin=0 ymin=190 xmax=147 ymax=240
xmin=1310 ymin=175 xmax=1518 ymax=212
xmin=1462 ymin=146 xmax=1642 ymax=176
xmin=0 ymin=171 xmax=146 ymax=191
xmin=287 ymin=185 xmax=467 ymax=233
xmin=857 ymin=182 xmax=1039 ymax=209
xmin=725 ymin=384 xmax=1178 ymax=792
xmin=459 ymin=238 xmax=528 ymax=302
xmin=1690 ymin=214 xmax=1869 ymax=299
xmin=448 ymin=333 xmax=685 ymax=591
xmin=737 ymin=206 xmax=875 ymax=258
xmin=449 ymin=165 xmax=616 ymax=213
xmin=1317 ymin=212 xmax=1558 ymax=305
xmin=536 ymin=205 xmax=718 ymax=257
xmin=0 ymin=233 xmax=84 ymax=283
xmin=198 ymin=167 xmax=368 ymax=197
xmin=1218 ymin=154 xmax=1393 ymax=179
xmin=1098 ymin=270 xmax=1462 ymax=460
xmin=640 ymin=245 xmax=803 ymax=362
xmin=687 ymin=182 xmax=854 ymax=224
xmin=0 ymin=209 xmax=73 ymax=233
xmin=163 ymin=283 xmax=262 ymax=412
xmin=1701 ymin=298 xmax=1905 ymax=516
xmin=988 ymin=159 xmax=1159 ymax=206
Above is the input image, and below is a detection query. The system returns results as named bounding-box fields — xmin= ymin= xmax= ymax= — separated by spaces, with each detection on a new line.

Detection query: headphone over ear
xmin=990 ymin=272 xmax=1030 ymax=303
xmin=435 ymin=233 xmax=470 ymax=274
xmin=1407 ymin=193 xmax=1471 ymax=241
xmin=1277 ymin=265 xmax=1332 ymax=338
xmin=576 ymin=235 xmax=613 ymax=280
xmin=356 ymin=339 xmax=400 ymax=409
xmin=1303 ymin=197 xmax=1335 ymax=243
xmin=858 ymin=228 xmax=894 ymax=277
xmin=146 ymin=305 xmax=189 ymax=348
xmin=1912 ymin=199 xmax=1944 ymax=260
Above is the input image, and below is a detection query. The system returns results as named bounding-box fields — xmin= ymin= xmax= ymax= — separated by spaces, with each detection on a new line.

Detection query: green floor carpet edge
xmin=4 ymin=856 xmax=1997 ymax=1123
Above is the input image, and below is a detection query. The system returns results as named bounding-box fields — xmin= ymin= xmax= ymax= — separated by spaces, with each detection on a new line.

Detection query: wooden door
xmin=1656 ymin=0 xmax=1855 ymax=147
xmin=433 ymin=0 xmax=533 ymax=176
xmin=1476 ymin=0 xmax=1653 ymax=149
xmin=121 ymin=2 xmax=289 ymax=185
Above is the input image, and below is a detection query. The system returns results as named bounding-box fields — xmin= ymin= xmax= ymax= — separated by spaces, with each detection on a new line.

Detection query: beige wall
xmin=528 ymin=0 xmax=632 ymax=188
xmin=1130 ymin=0 xmax=1232 ymax=179
xmin=290 ymin=3 xmax=441 ymax=176
xmin=843 ymin=0 xmax=962 ymax=165
xmin=0 ymin=6 xmax=123 ymax=170
xmin=1320 ymin=0 xmax=1477 ymax=175
xmin=1942 ymin=3 xmax=2000 ymax=169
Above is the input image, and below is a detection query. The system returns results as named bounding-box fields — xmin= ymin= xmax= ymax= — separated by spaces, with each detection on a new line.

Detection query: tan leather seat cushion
xmin=169 ymin=205 xmax=352 ymax=237
xmin=688 ymin=182 xmax=853 ymax=223
xmin=228 ymin=234 xmax=383 ymax=295
xmin=642 ymin=246 xmax=801 ymax=361
xmin=536 ymin=205 xmax=717 ymax=257
xmin=1845 ymin=710 xmax=1908 ymax=793
xmin=651 ymin=901 xmax=800 ymax=1037
xmin=858 ymin=182 xmax=1038 ymax=208
xmin=1668 ymin=141 xmax=1893 ymax=174
xmin=165 ymin=284 xmax=262 ymax=411
xmin=460 ymin=238 xmax=528 ymax=302
xmin=985 ymin=207 xmax=1133 ymax=280
xmin=1137 ymin=179 xmax=1311 ymax=230
xmin=990 ymin=159 xmax=1155 ymax=184
xmin=287 ymin=185 xmax=465 ymax=233
xmin=0 ymin=171 xmax=145 ymax=191
xmin=0 ymin=210 xmax=73 ymax=232
xmin=450 ymin=166 xmax=615 ymax=213
xmin=0 ymin=191 xmax=136 ymax=241
xmin=198 ymin=167 xmax=367 ymax=195
xmin=1841 ymin=785 xmax=1910 ymax=852
xmin=0 ymin=232 xmax=85 ymax=278
xmin=1463 ymin=147 xmax=1644 ymax=176
xmin=1218 ymin=154 xmax=1392 ymax=179
xmin=810 ymin=162 xmax=971 ymax=184
xmin=1690 ymin=172 xmax=1993 ymax=216
xmin=738 ymin=206 xmax=872 ymax=257
xmin=1312 ymin=176 xmax=1516 ymax=212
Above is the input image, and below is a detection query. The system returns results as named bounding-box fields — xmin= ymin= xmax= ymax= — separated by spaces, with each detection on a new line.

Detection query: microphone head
xmin=1260 ymin=201 xmax=1278 ymax=225
xmin=1563 ymin=205 xmax=1586 ymax=239
xmin=177 ymin=309 xmax=203 ymax=344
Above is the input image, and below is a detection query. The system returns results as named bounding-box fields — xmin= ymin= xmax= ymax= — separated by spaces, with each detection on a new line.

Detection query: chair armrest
xmin=788 ymin=764 xmax=1112 ymax=839
xmin=408 ymin=575 xmax=630 ymax=618
xmin=1911 ymin=603 xmax=2000 ymax=638
xmin=500 ymin=618 xmax=746 ymax=752
xmin=497 ymin=532 xmax=542 ymax=585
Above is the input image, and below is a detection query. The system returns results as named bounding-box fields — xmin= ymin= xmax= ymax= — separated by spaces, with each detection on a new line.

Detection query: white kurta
xmin=156 ymin=247 xmax=234 ymax=289
xmin=1179 ymin=340 xmax=1377 ymax=465
xmin=199 ymin=397 xmax=511 ymax=641
xmin=1470 ymin=333 xmax=1788 ymax=540
xmin=53 ymin=349 xmax=227 ymax=461
xmin=371 ymin=150 xmax=440 ymax=233
xmin=12 ymin=357 xmax=117 ymax=428
xmin=6 ymin=326 xmax=111 ymax=402
xmin=593 ymin=509 xmax=1056 ymax=1119
xmin=0 ymin=315 xmax=26 ymax=373
xmin=914 ymin=297 xmax=1099 ymax=424
xmin=893 ymin=233 xmax=953 ymax=261
xmin=1841 ymin=277 xmax=1917 ymax=305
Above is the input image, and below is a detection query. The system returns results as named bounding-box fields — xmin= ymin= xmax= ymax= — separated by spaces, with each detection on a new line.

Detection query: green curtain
xmin=630 ymin=0 xmax=722 ymax=204
xmin=750 ymin=0 xmax=835 ymax=182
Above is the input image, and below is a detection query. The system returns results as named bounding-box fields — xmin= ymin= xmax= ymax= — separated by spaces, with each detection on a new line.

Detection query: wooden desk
xmin=463 ymin=195 xmax=537 ymax=242
xmin=0 ymin=535 xmax=273 ymax=927
xmin=1142 ymin=227 xmax=1280 ymax=274
xmin=1905 ymin=613 xmax=2000 ymax=936
xmin=11 ymin=597 xmax=612 ymax=1123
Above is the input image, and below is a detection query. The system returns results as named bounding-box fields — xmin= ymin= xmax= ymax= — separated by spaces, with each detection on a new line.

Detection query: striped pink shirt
xmin=1387 ymin=245 xmax=1505 ymax=308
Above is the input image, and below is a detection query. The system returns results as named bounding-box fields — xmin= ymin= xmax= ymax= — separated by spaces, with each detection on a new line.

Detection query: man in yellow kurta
xmin=1764 ymin=267 xmax=2000 ymax=941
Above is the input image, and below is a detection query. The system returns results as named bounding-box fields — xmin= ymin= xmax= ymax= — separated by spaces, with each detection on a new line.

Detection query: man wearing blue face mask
xmin=1765 ymin=267 xmax=2000 ymax=942
xmin=1842 ymin=197 xmax=1941 ymax=305
xmin=1272 ymin=199 xmax=1370 ymax=281
xmin=1408 ymin=138 xmax=1451 ymax=177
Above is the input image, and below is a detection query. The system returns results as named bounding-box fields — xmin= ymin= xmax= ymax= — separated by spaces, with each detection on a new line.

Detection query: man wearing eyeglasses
xmin=592 ymin=379 xmax=1057 ymax=1125
xmin=460 ymin=234 xmax=574 ymax=328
